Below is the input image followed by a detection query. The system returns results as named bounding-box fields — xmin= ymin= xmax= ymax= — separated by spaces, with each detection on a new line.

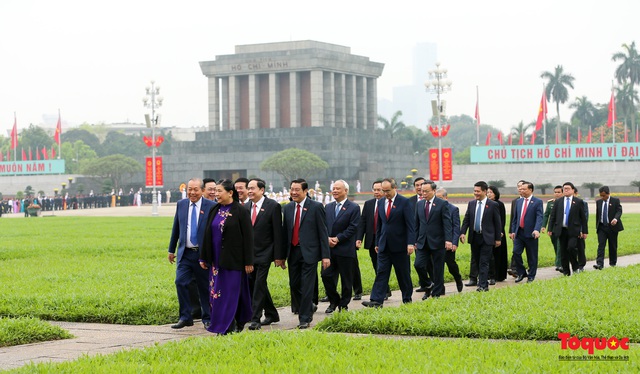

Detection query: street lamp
xmin=424 ymin=62 xmax=452 ymax=182
xmin=143 ymin=80 xmax=163 ymax=217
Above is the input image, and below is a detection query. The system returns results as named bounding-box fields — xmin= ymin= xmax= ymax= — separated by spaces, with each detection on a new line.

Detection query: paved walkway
xmin=2 ymin=253 xmax=639 ymax=370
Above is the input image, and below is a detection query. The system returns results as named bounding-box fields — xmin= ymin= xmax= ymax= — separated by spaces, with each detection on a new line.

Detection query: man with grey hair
xmin=436 ymin=188 xmax=464 ymax=292
xmin=167 ymin=178 xmax=216 ymax=329
xmin=322 ymin=180 xmax=361 ymax=312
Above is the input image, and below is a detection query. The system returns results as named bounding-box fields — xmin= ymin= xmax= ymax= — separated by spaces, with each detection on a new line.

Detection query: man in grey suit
xmin=415 ymin=181 xmax=452 ymax=299
xmin=282 ymin=179 xmax=330 ymax=329
xmin=167 ymin=178 xmax=215 ymax=329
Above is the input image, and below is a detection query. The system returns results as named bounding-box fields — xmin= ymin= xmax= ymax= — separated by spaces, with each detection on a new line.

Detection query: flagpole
xmin=13 ymin=112 xmax=17 ymax=162
xmin=611 ymin=82 xmax=616 ymax=144
xmin=57 ymin=109 xmax=61 ymax=159
xmin=542 ymin=84 xmax=546 ymax=145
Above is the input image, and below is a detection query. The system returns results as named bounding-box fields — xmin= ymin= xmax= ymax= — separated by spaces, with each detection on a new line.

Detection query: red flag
xmin=636 ymin=128 xmax=639 ymax=142
xmin=600 ymin=128 xmax=605 ymax=143
xmin=485 ymin=130 xmax=491 ymax=145
xmin=21 ymin=148 xmax=27 ymax=161
xmin=29 ymin=147 xmax=33 ymax=161
xmin=531 ymin=131 xmax=537 ymax=144
xmin=624 ymin=129 xmax=629 ymax=143
xmin=37 ymin=147 xmax=40 ymax=160
xmin=475 ymin=98 xmax=480 ymax=127
xmin=518 ymin=132 xmax=523 ymax=145
xmin=587 ymin=127 xmax=592 ymax=143
xmin=508 ymin=134 xmax=513 ymax=145
xmin=566 ymin=128 xmax=570 ymax=144
xmin=497 ymin=132 xmax=503 ymax=145
xmin=577 ymin=128 xmax=582 ymax=144
xmin=555 ymin=129 xmax=559 ymax=144
xmin=0 ymin=151 xmax=3 ymax=162
xmin=42 ymin=146 xmax=49 ymax=160
xmin=54 ymin=113 xmax=62 ymax=143
xmin=535 ymin=89 xmax=547 ymax=131
xmin=607 ymin=91 xmax=616 ymax=128
xmin=10 ymin=115 xmax=18 ymax=150
xmin=52 ymin=147 xmax=56 ymax=159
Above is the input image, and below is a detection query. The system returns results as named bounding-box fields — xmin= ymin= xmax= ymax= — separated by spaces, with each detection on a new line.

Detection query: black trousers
xmin=558 ymin=228 xmax=579 ymax=275
xmin=597 ymin=226 xmax=619 ymax=266
xmin=352 ymin=253 xmax=363 ymax=295
xmin=248 ymin=262 xmax=279 ymax=323
xmin=321 ymin=255 xmax=355 ymax=307
xmin=470 ymin=234 xmax=493 ymax=289
xmin=288 ymin=246 xmax=318 ymax=323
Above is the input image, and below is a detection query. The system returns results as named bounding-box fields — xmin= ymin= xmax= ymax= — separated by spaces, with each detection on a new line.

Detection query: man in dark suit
xmin=322 ymin=180 xmax=361 ymax=313
xmin=541 ymin=185 xmax=564 ymax=272
xmin=508 ymin=181 xmax=544 ymax=283
xmin=415 ymin=181 xmax=452 ymax=299
xmin=408 ymin=177 xmax=434 ymax=293
xmin=355 ymin=180 xmax=391 ymax=299
xmin=167 ymin=178 xmax=215 ymax=329
xmin=459 ymin=181 xmax=502 ymax=292
xmin=282 ymin=179 xmax=330 ymax=329
xmin=436 ymin=188 xmax=463 ymax=292
xmin=594 ymin=185 xmax=624 ymax=269
xmin=548 ymin=182 xmax=588 ymax=276
xmin=363 ymin=178 xmax=416 ymax=307
xmin=245 ymin=178 xmax=284 ymax=331
xmin=574 ymin=188 xmax=589 ymax=272
xmin=505 ymin=179 xmax=526 ymax=279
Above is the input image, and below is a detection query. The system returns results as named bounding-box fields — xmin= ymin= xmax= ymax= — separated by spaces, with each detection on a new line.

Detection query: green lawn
xmin=0 ymin=317 xmax=71 ymax=347
xmin=0 ymin=215 xmax=638 ymax=325
xmin=7 ymin=331 xmax=638 ymax=373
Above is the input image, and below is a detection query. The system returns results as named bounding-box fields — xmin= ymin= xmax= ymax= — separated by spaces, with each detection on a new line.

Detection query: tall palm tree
xmin=510 ymin=121 xmax=533 ymax=144
xmin=615 ymin=82 xmax=639 ymax=140
xmin=569 ymin=96 xmax=597 ymax=129
xmin=541 ymin=65 xmax=575 ymax=143
xmin=377 ymin=110 xmax=406 ymax=138
xmin=612 ymin=41 xmax=640 ymax=139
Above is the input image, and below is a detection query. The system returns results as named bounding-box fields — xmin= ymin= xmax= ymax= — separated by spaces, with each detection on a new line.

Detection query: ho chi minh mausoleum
xmin=163 ymin=40 xmax=422 ymax=189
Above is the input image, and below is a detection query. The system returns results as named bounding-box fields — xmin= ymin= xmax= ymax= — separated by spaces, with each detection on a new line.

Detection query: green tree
xmin=615 ymin=82 xmax=639 ymax=139
xmin=17 ymin=124 xmax=55 ymax=155
xmin=396 ymin=126 xmax=434 ymax=155
xmin=630 ymin=180 xmax=640 ymax=192
xmin=378 ymin=111 xmax=406 ymax=138
xmin=80 ymin=154 xmax=143 ymax=191
xmin=510 ymin=121 xmax=533 ymax=144
xmin=99 ymin=131 xmax=147 ymax=158
xmin=63 ymin=128 xmax=102 ymax=153
xmin=61 ymin=140 xmax=98 ymax=174
xmin=612 ymin=41 xmax=640 ymax=137
xmin=260 ymin=148 xmax=329 ymax=183
xmin=569 ymin=96 xmax=597 ymax=129
xmin=536 ymin=183 xmax=553 ymax=195
xmin=582 ymin=182 xmax=603 ymax=198
xmin=488 ymin=180 xmax=506 ymax=188
xmin=541 ymin=65 xmax=575 ymax=143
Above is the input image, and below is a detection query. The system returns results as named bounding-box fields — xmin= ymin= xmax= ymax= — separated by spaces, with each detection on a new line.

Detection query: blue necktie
xmin=602 ymin=200 xmax=608 ymax=224
xmin=335 ymin=203 xmax=341 ymax=217
xmin=564 ymin=197 xmax=571 ymax=226
xmin=190 ymin=203 xmax=198 ymax=246
xmin=474 ymin=201 xmax=482 ymax=232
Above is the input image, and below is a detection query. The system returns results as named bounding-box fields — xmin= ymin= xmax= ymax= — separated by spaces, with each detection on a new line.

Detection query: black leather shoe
xmin=489 ymin=279 xmax=496 ymax=285
xmin=421 ymin=293 xmax=430 ymax=300
xmin=507 ymin=268 xmax=515 ymax=277
xmin=319 ymin=296 xmax=330 ymax=302
xmin=297 ymin=322 xmax=310 ymax=329
xmin=415 ymin=287 xmax=428 ymax=292
xmin=464 ymin=280 xmax=477 ymax=287
xmin=171 ymin=320 xmax=194 ymax=329
xmin=338 ymin=306 xmax=348 ymax=312
xmin=248 ymin=322 xmax=261 ymax=330
xmin=312 ymin=304 xmax=318 ymax=313
xmin=385 ymin=290 xmax=392 ymax=300
xmin=515 ymin=274 xmax=526 ymax=283
xmin=593 ymin=264 xmax=603 ymax=270
xmin=234 ymin=323 xmax=245 ymax=333
xmin=476 ymin=287 xmax=488 ymax=292
xmin=527 ymin=278 xmax=534 ymax=283
xmin=362 ymin=300 xmax=383 ymax=308
xmin=260 ymin=317 xmax=280 ymax=325
xmin=555 ymin=267 xmax=564 ymax=272
xmin=325 ymin=304 xmax=336 ymax=314
xmin=353 ymin=294 xmax=362 ymax=300
xmin=455 ymin=278 xmax=463 ymax=292
xmin=203 ymin=321 xmax=211 ymax=329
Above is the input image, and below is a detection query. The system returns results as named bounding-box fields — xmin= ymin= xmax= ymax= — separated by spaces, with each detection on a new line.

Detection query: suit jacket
xmin=542 ymin=199 xmax=555 ymax=230
xmin=548 ymin=196 xmax=588 ymax=237
xmin=460 ymin=198 xmax=502 ymax=245
xmin=168 ymin=197 xmax=215 ymax=263
xmin=356 ymin=198 xmax=378 ymax=250
xmin=448 ymin=203 xmax=461 ymax=246
xmin=245 ymin=197 xmax=284 ymax=264
xmin=325 ymin=199 xmax=361 ymax=258
xmin=415 ymin=197 xmax=452 ymax=250
xmin=282 ymin=198 xmax=330 ymax=263
xmin=595 ymin=197 xmax=624 ymax=232
xmin=408 ymin=194 xmax=419 ymax=212
xmin=509 ymin=196 xmax=544 ymax=238
xmin=200 ymin=201 xmax=254 ymax=271
xmin=375 ymin=193 xmax=416 ymax=253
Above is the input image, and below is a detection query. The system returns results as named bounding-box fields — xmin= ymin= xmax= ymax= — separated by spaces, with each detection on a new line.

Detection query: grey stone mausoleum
xmin=164 ymin=40 xmax=422 ymax=190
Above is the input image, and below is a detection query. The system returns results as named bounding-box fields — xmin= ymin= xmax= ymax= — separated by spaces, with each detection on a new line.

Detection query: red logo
xmin=558 ymin=333 xmax=629 ymax=355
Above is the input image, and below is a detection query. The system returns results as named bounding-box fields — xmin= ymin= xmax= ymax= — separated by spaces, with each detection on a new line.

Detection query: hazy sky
xmin=1 ymin=0 xmax=637 ymax=136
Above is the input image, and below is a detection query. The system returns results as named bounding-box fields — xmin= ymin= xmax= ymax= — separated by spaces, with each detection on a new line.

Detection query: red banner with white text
xmin=145 ymin=157 xmax=163 ymax=188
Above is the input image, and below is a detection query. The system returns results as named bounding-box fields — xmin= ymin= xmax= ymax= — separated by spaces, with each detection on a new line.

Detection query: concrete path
xmin=2 ymin=253 xmax=639 ymax=371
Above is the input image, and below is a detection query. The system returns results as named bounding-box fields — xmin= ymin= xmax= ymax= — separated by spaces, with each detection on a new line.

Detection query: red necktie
xmin=373 ymin=205 xmax=378 ymax=232
xmin=291 ymin=204 xmax=301 ymax=246
xmin=425 ymin=200 xmax=431 ymax=221
xmin=519 ymin=198 xmax=529 ymax=228
xmin=251 ymin=203 xmax=257 ymax=226
xmin=386 ymin=199 xmax=392 ymax=219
